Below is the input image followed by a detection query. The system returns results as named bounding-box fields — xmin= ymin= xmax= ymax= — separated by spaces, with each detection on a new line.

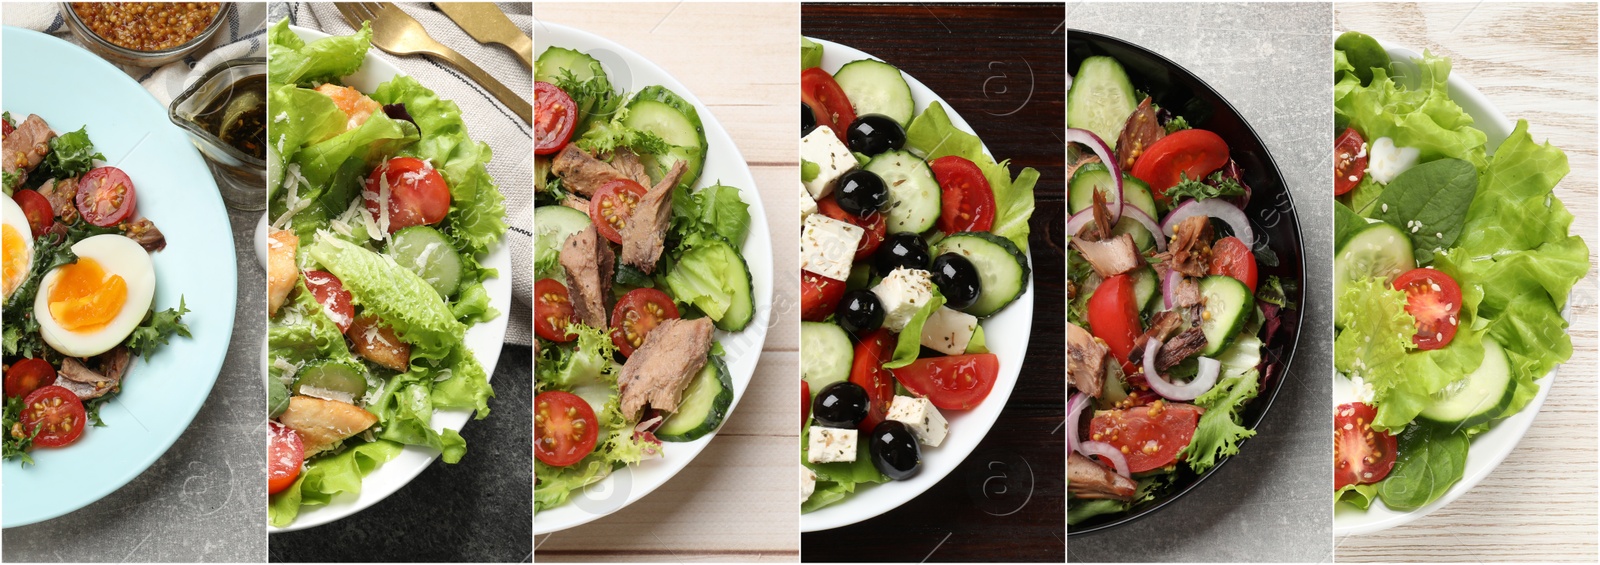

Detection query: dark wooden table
xmin=801 ymin=3 xmax=1065 ymax=562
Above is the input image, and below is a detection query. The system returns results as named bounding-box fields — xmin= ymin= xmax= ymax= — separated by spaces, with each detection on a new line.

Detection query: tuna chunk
xmin=1070 ymin=233 xmax=1143 ymax=278
xmin=617 ymin=317 xmax=715 ymax=421
xmin=56 ymin=347 xmax=132 ymax=400
xmin=123 ymin=218 xmax=166 ymax=252
xmin=552 ymin=144 xmax=639 ymax=197
xmin=1160 ymin=215 xmax=1214 ymax=278
xmin=1068 ymin=323 xmax=1108 ymax=398
xmin=620 ymin=160 xmax=688 ymax=273
xmin=1068 ymin=452 xmax=1137 ymax=501
xmin=36 ymin=177 xmax=79 ymax=224
xmin=559 ymin=224 xmax=614 ymax=328
xmin=3 ymin=115 xmax=55 ymax=184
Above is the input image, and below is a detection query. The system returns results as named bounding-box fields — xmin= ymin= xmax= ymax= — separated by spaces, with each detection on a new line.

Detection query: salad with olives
xmin=798 ymin=37 xmax=1037 ymax=513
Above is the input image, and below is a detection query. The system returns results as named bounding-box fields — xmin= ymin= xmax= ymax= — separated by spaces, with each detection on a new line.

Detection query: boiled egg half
xmin=34 ymin=234 xmax=155 ymax=358
xmin=2 ymin=193 xmax=33 ymax=302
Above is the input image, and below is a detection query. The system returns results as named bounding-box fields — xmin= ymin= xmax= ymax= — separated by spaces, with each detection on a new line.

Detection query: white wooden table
xmin=532 ymin=2 xmax=799 ymax=562
xmin=1334 ymin=3 xmax=1599 ymax=562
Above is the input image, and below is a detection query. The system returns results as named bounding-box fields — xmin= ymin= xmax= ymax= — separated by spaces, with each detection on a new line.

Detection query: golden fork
xmin=336 ymin=2 xmax=531 ymax=124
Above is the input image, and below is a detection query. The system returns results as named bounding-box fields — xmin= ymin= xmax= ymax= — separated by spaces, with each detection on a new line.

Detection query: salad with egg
xmin=1 ymin=112 xmax=189 ymax=463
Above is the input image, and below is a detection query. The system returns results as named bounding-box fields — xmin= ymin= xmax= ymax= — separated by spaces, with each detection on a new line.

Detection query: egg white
xmin=35 ymin=234 xmax=156 ymax=358
xmin=2 ymin=193 xmax=34 ymax=301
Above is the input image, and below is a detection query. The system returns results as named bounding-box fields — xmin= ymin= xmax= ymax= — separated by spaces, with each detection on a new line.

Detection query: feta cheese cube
xmin=807 ymin=426 xmax=858 ymax=463
xmin=871 ymin=267 xmax=936 ymax=332
xmin=920 ymin=306 xmax=979 ymax=355
xmin=801 ymin=126 xmax=857 ymax=200
xmin=801 ymin=467 xmax=816 ymax=501
xmin=801 ymin=214 xmax=863 ymax=281
xmin=801 ymin=182 xmax=818 ymax=220
xmin=886 ymin=396 xmax=949 ymax=447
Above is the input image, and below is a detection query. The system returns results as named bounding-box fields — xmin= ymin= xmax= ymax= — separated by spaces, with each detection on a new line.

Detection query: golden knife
xmin=435 ymin=2 xmax=533 ymax=69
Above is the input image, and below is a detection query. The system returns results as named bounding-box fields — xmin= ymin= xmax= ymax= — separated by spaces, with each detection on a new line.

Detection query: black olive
xmin=872 ymin=233 xmax=930 ymax=276
xmin=930 ymin=253 xmax=983 ymax=310
xmin=869 ymin=420 xmax=922 ymax=480
xmin=836 ymin=290 xmax=884 ymax=334
xmin=812 ymin=381 xmax=870 ymax=429
xmin=835 ymin=170 xmax=888 ymax=217
xmin=802 ymin=104 xmax=818 ymax=137
xmin=847 ymin=114 xmax=906 ymax=156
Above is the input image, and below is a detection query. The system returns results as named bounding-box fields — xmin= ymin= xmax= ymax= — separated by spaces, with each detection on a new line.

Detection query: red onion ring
xmin=1066 ymin=208 xmax=1094 ymax=238
xmin=1161 ymin=198 xmax=1255 ymax=248
xmin=1079 ymin=440 xmax=1131 ymax=478
xmin=1162 ymin=269 xmax=1183 ymax=310
xmin=1067 ymin=128 xmax=1123 ymax=226
xmin=1122 ymin=207 xmax=1167 ymax=252
xmin=1067 ymin=392 xmax=1089 ymax=454
xmin=1142 ymin=339 xmax=1221 ymax=401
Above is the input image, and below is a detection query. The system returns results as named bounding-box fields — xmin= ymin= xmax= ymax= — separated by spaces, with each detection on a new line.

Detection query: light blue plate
xmin=1 ymin=27 xmax=239 ymax=528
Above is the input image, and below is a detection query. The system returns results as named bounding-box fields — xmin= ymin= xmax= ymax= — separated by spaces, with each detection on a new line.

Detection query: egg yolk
xmin=48 ymin=257 xmax=127 ymax=332
xmin=2 ymin=224 xmax=26 ymax=298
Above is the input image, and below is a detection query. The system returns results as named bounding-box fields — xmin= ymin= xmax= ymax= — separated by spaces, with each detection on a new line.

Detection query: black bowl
xmin=1067 ymin=30 xmax=1307 ymax=536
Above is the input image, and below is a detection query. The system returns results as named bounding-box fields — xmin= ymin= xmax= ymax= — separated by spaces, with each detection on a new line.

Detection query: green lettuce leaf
xmin=268 ymin=19 xmax=373 ymax=87
xmin=884 ymin=291 xmax=946 ymax=369
xmin=1334 ymin=50 xmax=1487 ymax=173
xmin=801 ymin=425 xmax=887 ymax=513
xmin=307 ymin=234 xmax=467 ymax=356
xmin=1179 ymin=370 xmax=1260 ymax=473
xmin=268 ymin=439 xmax=402 ymax=527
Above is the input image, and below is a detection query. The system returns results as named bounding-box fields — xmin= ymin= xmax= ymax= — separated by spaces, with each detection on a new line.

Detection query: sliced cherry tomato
xmin=1087 ymin=401 xmax=1204 ymax=473
xmin=891 ymin=353 xmax=999 ymax=410
xmin=535 ymin=390 xmax=600 ymax=467
xmin=2 ymin=118 xmax=13 ymax=136
xmin=364 ymin=157 xmax=451 ymax=233
xmin=12 ymin=189 xmax=54 ymax=237
xmin=1334 ymin=128 xmax=1368 ymax=196
xmin=1209 ymin=236 xmax=1258 ymax=292
xmin=535 ymin=81 xmax=579 ymax=156
xmin=929 ymin=155 xmax=996 ymax=233
xmin=1392 ymin=268 xmax=1463 ymax=350
xmin=801 ymin=67 xmax=856 ymax=143
xmin=1131 ymin=129 xmax=1230 ymax=202
xmin=18 ymin=385 xmax=87 ymax=448
xmin=268 ymin=421 xmax=305 ymax=495
xmin=1087 ymin=274 xmax=1141 ymax=370
xmin=302 ymin=270 xmax=355 ymax=334
xmin=589 ymin=178 xmax=648 ymax=244
xmin=849 ymin=328 xmax=896 ymax=431
xmin=535 ymin=278 xmax=578 ymax=343
xmin=818 ymin=195 xmax=885 ymax=261
xmin=75 ymin=167 xmax=137 ymax=227
xmin=1334 ymin=402 xmax=1398 ymax=489
xmin=800 ymin=270 xmax=848 ymax=321
xmin=801 ymin=379 xmax=811 ymax=429
xmin=5 ymin=358 xmax=57 ymax=398
xmin=610 ymin=288 xmax=681 ymax=357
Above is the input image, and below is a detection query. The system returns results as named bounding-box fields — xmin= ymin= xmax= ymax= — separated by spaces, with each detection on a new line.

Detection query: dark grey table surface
xmin=1067 ymin=3 xmax=1335 ymax=563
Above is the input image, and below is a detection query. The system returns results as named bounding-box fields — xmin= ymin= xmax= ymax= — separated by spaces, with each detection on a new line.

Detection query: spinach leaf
xmin=1376 ymin=422 xmax=1469 ymax=510
xmin=1370 ymin=158 xmax=1477 ymax=263
xmin=1333 ymin=200 xmax=1368 ymax=250
xmin=1335 ymin=31 xmax=1393 ymax=87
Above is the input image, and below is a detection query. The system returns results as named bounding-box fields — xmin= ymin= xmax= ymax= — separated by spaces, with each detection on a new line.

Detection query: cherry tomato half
xmin=1088 ymin=401 xmax=1204 ymax=473
xmin=535 ymin=81 xmax=579 ymax=156
xmin=801 ymin=68 xmax=856 ymax=143
xmin=850 ymin=328 xmax=896 ymax=432
xmin=19 ymin=385 xmax=87 ymax=448
xmin=1334 ymin=128 xmax=1369 ymax=196
xmin=800 ymin=270 xmax=848 ymax=321
xmin=818 ymin=195 xmax=885 ymax=261
xmin=364 ymin=157 xmax=451 ymax=233
xmin=1131 ymin=129 xmax=1230 ymax=203
xmin=75 ymin=166 xmax=137 ymax=227
xmin=5 ymin=358 xmax=57 ymax=398
xmin=589 ymin=179 xmax=648 ymax=244
xmin=12 ymin=189 xmax=54 ymax=237
xmin=1334 ymin=402 xmax=1398 ymax=489
xmin=535 ymin=278 xmax=578 ymax=343
xmin=535 ymin=390 xmax=600 ymax=467
xmin=1392 ymin=268 xmax=1463 ymax=350
xmin=930 ymin=155 xmax=996 ymax=233
xmin=303 ymin=270 xmax=355 ymax=334
xmin=610 ymin=288 xmax=681 ymax=357
xmin=891 ymin=353 xmax=1000 ymax=411
xmin=268 ymin=421 xmax=305 ymax=495
xmin=1209 ymin=236 xmax=1259 ymax=292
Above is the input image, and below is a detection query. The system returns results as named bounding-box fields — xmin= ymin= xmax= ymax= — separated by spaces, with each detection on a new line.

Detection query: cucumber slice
xmin=1067 ymin=56 xmax=1139 ymax=151
xmin=832 ymin=59 xmax=916 ymax=126
xmin=1069 ymin=163 xmax=1158 ymax=220
xmin=534 ymin=205 xmax=591 ymax=283
xmin=657 ymin=357 xmax=734 ymax=442
xmin=388 ymin=225 xmax=463 ymax=298
xmin=931 ymin=232 xmax=1031 ymax=317
xmin=622 ymin=85 xmax=708 ymax=190
xmin=1333 ymin=221 xmax=1415 ymax=312
xmin=863 ymin=150 xmax=940 ymax=234
xmin=801 ymin=322 xmax=853 ymax=393
xmin=294 ymin=360 xmax=369 ymax=400
xmin=663 ymin=236 xmax=754 ymax=331
xmin=1198 ymin=275 xmax=1254 ymax=356
xmin=1419 ymin=337 xmax=1514 ymax=428
xmin=1130 ymin=267 xmax=1158 ymax=311
xmin=535 ymin=47 xmax=607 ymax=84
xmin=1110 ymin=214 xmax=1156 ymax=252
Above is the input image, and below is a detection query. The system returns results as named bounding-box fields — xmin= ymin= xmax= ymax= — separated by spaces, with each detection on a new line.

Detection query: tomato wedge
xmin=364 ymin=157 xmax=451 ymax=233
xmin=818 ymin=195 xmax=885 ymax=261
xmin=536 ymin=390 xmax=600 ymax=467
xmin=19 ymin=385 xmax=87 ymax=448
xmin=76 ymin=167 xmax=137 ymax=227
xmin=801 ymin=67 xmax=855 ymax=143
xmin=1209 ymin=236 xmax=1258 ymax=292
xmin=5 ymin=358 xmax=57 ymax=398
xmin=800 ymin=270 xmax=847 ymax=321
xmin=1087 ymin=401 xmax=1204 ymax=473
xmin=610 ymin=288 xmax=681 ymax=357
xmin=1334 ymin=128 xmax=1368 ymax=196
xmin=1087 ymin=274 xmax=1141 ymax=370
xmin=1334 ymin=402 xmax=1397 ymax=489
xmin=303 ymin=270 xmax=355 ymax=334
xmin=1392 ymin=268 xmax=1463 ymax=350
xmin=801 ymin=379 xmax=811 ymax=429
xmin=12 ymin=189 xmax=54 ymax=237
xmin=589 ymin=179 xmax=648 ymax=244
xmin=535 ymin=278 xmax=578 ymax=343
xmin=930 ymin=155 xmax=996 ymax=233
xmin=890 ymin=353 xmax=999 ymax=410
xmin=849 ymin=328 xmax=896 ymax=431
xmin=268 ymin=421 xmax=305 ymax=495
xmin=535 ymin=81 xmax=579 ymax=156
xmin=1131 ymin=129 xmax=1230 ymax=202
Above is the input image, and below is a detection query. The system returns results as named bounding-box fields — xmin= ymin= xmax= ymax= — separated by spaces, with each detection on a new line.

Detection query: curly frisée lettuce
xmin=535 ymin=325 xmax=661 ymax=512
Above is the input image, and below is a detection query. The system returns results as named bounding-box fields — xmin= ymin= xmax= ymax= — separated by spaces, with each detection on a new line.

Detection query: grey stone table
xmin=1066 ymin=3 xmax=1334 ymax=563
xmin=2 ymin=206 xmax=269 ymax=563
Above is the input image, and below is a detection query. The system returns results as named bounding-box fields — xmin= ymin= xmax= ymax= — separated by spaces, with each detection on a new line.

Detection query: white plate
xmin=1332 ymin=43 xmax=1561 ymax=537
xmin=531 ymin=22 xmax=773 ymax=535
xmin=268 ymin=25 xmax=513 ymax=533
xmin=800 ymin=38 xmax=1035 ymax=533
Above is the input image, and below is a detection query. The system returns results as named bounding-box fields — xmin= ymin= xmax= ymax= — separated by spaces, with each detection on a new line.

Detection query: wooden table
xmin=1334 ymin=3 xmax=1600 ymax=562
xmin=532 ymin=3 xmax=800 ymax=562
xmin=799 ymin=4 xmax=1066 ymax=562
